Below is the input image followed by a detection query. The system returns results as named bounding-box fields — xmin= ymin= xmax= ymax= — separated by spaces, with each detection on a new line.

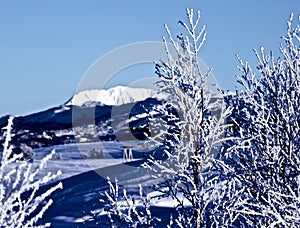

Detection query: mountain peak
xmin=67 ymin=86 xmax=166 ymax=107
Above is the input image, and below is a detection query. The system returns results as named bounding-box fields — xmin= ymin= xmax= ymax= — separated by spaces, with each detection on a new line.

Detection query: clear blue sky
xmin=0 ymin=0 xmax=299 ymax=116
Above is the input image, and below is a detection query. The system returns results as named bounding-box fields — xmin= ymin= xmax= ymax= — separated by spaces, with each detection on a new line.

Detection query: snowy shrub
xmin=100 ymin=178 xmax=157 ymax=227
xmin=222 ymin=14 xmax=300 ymax=227
xmin=0 ymin=116 xmax=63 ymax=227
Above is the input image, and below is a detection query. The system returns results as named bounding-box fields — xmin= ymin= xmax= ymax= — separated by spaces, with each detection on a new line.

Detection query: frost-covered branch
xmin=222 ymin=14 xmax=300 ymax=227
xmin=98 ymin=178 xmax=158 ymax=227
xmin=0 ymin=116 xmax=63 ymax=227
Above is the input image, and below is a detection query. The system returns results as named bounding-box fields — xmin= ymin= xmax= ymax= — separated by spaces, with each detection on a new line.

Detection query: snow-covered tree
xmin=98 ymin=9 xmax=232 ymax=227
xmin=0 ymin=116 xmax=63 ymax=227
xmin=142 ymin=9 xmax=232 ymax=227
xmin=221 ymin=14 xmax=300 ymax=227
xmin=101 ymin=9 xmax=300 ymax=228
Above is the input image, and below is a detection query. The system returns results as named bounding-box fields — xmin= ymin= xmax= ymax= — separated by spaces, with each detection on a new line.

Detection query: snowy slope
xmin=38 ymin=158 xmax=173 ymax=227
xmin=67 ymin=86 xmax=166 ymax=107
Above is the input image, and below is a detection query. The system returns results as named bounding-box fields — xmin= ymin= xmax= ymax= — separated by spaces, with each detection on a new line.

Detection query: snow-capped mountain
xmin=0 ymin=85 xmax=166 ymax=150
xmin=67 ymin=86 xmax=166 ymax=107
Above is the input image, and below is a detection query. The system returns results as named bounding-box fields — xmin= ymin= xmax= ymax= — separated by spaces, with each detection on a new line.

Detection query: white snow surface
xmin=29 ymin=141 xmax=140 ymax=181
xmin=67 ymin=86 xmax=166 ymax=107
xmin=147 ymin=191 xmax=192 ymax=208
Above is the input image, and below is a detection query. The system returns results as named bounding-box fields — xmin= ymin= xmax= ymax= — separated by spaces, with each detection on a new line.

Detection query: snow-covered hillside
xmin=67 ymin=86 xmax=166 ymax=107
